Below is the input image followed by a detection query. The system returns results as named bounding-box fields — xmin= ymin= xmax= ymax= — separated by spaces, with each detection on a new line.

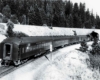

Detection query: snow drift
xmin=0 ymin=23 xmax=100 ymax=37
xmin=37 ymin=50 xmax=100 ymax=80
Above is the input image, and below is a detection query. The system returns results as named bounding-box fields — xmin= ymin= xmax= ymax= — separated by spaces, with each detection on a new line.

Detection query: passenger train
xmin=0 ymin=35 xmax=88 ymax=66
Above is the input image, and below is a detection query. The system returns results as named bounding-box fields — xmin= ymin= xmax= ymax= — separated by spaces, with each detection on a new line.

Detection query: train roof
xmin=1 ymin=35 xmax=87 ymax=46
xmin=2 ymin=36 xmax=52 ymax=45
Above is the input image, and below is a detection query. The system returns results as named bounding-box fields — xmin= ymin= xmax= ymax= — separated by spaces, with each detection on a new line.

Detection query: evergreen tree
xmin=33 ymin=4 xmax=43 ymax=25
xmin=10 ymin=14 xmax=19 ymax=24
xmin=0 ymin=0 xmax=99 ymax=28
xmin=28 ymin=4 xmax=43 ymax=25
xmin=73 ymin=3 xmax=79 ymax=14
xmin=2 ymin=5 xmax=11 ymax=18
xmin=0 ymin=0 xmax=3 ymax=12
xmin=52 ymin=13 xmax=59 ymax=27
xmin=73 ymin=14 xmax=82 ymax=28
xmin=65 ymin=1 xmax=73 ymax=16
xmin=39 ymin=8 xmax=47 ymax=25
xmin=79 ymin=3 xmax=86 ymax=27
xmin=95 ymin=15 xmax=100 ymax=29
xmin=68 ymin=14 xmax=73 ymax=27
xmin=85 ymin=9 xmax=91 ymax=28
xmin=21 ymin=14 xmax=27 ymax=24
xmin=90 ymin=13 xmax=95 ymax=28
xmin=59 ymin=12 xmax=66 ymax=27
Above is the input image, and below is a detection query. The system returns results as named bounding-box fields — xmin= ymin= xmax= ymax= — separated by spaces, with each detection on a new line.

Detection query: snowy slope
xmin=0 ymin=34 xmax=6 ymax=42
xmin=0 ymin=23 xmax=99 ymax=37
xmin=13 ymin=24 xmax=96 ymax=36
xmin=36 ymin=43 xmax=100 ymax=80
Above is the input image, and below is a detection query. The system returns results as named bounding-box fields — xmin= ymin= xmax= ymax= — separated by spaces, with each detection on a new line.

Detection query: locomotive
xmin=0 ymin=35 xmax=88 ymax=66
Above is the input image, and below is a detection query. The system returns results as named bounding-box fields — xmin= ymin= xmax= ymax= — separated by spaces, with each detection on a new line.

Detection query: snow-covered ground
xmin=0 ymin=23 xmax=100 ymax=37
xmin=1 ymin=42 xmax=100 ymax=80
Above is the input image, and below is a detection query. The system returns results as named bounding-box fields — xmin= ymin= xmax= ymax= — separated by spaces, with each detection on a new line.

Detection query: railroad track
xmin=0 ymin=58 xmax=35 ymax=78
xmin=0 ymin=66 xmax=14 ymax=78
xmin=0 ymin=53 xmax=47 ymax=78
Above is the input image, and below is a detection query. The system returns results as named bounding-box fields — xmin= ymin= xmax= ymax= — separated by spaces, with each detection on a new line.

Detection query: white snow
xmin=0 ymin=34 xmax=6 ymax=42
xmin=13 ymin=24 xmax=96 ymax=36
xmin=0 ymin=23 xmax=100 ymax=37
xmin=37 ymin=45 xmax=100 ymax=80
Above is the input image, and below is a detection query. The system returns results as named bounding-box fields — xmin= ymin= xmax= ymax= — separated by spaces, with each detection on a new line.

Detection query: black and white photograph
xmin=0 ymin=0 xmax=100 ymax=80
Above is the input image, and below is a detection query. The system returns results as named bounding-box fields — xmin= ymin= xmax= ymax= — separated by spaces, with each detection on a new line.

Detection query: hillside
xmin=0 ymin=23 xmax=99 ymax=37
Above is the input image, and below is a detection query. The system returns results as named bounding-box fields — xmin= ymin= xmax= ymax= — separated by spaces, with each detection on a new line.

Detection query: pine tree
xmin=73 ymin=3 xmax=79 ymax=14
xmin=10 ymin=14 xmax=19 ymax=24
xmin=79 ymin=3 xmax=86 ymax=27
xmin=85 ymin=9 xmax=91 ymax=28
xmin=95 ymin=15 xmax=100 ymax=29
xmin=90 ymin=13 xmax=95 ymax=28
xmin=65 ymin=1 xmax=73 ymax=16
xmin=52 ymin=13 xmax=59 ymax=27
xmin=2 ymin=5 xmax=11 ymax=18
xmin=68 ymin=14 xmax=73 ymax=27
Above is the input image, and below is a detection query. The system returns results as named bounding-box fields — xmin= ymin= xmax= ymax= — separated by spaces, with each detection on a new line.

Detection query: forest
xmin=0 ymin=0 xmax=100 ymax=29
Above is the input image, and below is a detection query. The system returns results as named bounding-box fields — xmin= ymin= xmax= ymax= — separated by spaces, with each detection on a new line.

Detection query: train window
xmin=32 ymin=46 xmax=35 ymax=50
xmin=19 ymin=47 xmax=22 ymax=54
xmin=22 ymin=48 xmax=24 ymax=53
xmin=30 ymin=46 xmax=32 ymax=51
xmin=42 ymin=43 xmax=44 ymax=46
xmin=37 ymin=44 xmax=39 ymax=49
xmin=38 ymin=44 xmax=40 ymax=48
xmin=32 ymin=46 xmax=34 ymax=50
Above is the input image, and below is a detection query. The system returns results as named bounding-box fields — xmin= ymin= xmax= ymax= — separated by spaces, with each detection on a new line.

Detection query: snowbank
xmin=37 ymin=50 xmax=100 ymax=80
xmin=0 ymin=23 xmax=7 ymax=35
xmin=13 ymin=24 xmax=96 ymax=36
xmin=0 ymin=23 xmax=99 ymax=37
xmin=0 ymin=34 xmax=6 ymax=42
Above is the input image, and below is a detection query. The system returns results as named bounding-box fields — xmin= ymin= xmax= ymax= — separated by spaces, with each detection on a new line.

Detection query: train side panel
xmin=0 ymin=43 xmax=3 ymax=59
xmin=12 ymin=44 xmax=19 ymax=61
xmin=19 ymin=41 xmax=52 ymax=59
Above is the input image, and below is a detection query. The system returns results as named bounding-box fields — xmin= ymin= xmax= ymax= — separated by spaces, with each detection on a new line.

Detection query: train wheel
xmin=23 ymin=59 xmax=28 ymax=63
xmin=14 ymin=60 xmax=21 ymax=66
xmin=1 ymin=60 xmax=5 ymax=65
xmin=61 ymin=45 xmax=64 ymax=48
xmin=6 ymin=61 xmax=11 ymax=66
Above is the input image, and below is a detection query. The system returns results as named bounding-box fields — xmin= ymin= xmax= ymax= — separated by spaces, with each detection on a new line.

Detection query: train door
xmin=3 ymin=43 xmax=12 ymax=60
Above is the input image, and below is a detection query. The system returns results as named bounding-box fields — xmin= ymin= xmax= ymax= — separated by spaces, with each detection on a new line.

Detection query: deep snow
xmin=0 ymin=23 xmax=99 ymax=37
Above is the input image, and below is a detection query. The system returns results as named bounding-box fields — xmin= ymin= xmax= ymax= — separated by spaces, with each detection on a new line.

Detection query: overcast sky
xmin=66 ymin=0 xmax=100 ymax=16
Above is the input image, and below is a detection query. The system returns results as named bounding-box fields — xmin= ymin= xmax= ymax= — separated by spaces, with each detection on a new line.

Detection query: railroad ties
xmin=0 ymin=66 xmax=14 ymax=78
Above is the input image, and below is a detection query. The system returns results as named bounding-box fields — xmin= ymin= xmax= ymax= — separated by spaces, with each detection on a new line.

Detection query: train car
xmin=0 ymin=35 xmax=88 ymax=66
